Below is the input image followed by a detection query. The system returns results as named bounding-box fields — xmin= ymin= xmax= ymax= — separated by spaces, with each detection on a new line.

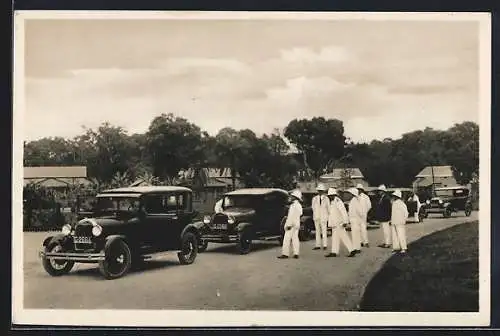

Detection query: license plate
xmin=74 ymin=236 xmax=92 ymax=244
xmin=213 ymin=224 xmax=227 ymax=230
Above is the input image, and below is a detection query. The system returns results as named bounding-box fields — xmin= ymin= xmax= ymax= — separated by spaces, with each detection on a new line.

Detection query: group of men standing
xmin=279 ymin=183 xmax=409 ymax=259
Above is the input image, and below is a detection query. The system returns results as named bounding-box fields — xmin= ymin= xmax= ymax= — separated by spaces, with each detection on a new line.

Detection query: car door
xmin=142 ymin=193 xmax=178 ymax=250
xmin=261 ymin=192 xmax=286 ymax=235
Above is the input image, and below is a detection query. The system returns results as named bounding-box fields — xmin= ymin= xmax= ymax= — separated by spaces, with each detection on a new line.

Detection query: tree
xmin=284 ymin=117 xmax=346 ymax=180
xmin=146 ymin=113 xmax=205 ymax=185
xmin=444 ymin=122 xmax=479 ymax=185
xmin=24 ymin=137 xmax=78 ymax=166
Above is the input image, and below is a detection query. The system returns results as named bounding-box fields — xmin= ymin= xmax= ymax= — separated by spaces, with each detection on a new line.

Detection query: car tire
xmin=443 ymin=208 xmax=452 ymax=218
xmin=465 ymin=206 xmax=472 ymax=217
xmin=178 ymin=232 xmax=198 ymax=265
xmin=98 ymin=240 xmax=132 ymax=280
xmin=198 ymin=239 xmax=208 ymax=253
xmin=41 ymin=243 xmax=74 ymax=276
xmin=238 ymin=231 xmax=252 ymax=255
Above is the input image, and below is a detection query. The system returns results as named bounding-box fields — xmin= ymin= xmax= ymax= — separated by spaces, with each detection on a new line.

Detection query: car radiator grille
xmin=74 ymin=223 xmax=94 ymax=250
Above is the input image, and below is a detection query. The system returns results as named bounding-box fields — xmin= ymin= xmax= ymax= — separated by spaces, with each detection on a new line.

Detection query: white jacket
xmin=214 ymin=199 xmax=223 ymax=213
xmin=284 ymin=200 xmax=303 ymax=229
xmin=359 ymin=192 xmax=372 ymax=216
xmin=391 ymin=199 xmax=409 ymax=225
xmin=312 ymin=194 xmax=330 ymax=221
xmin=348 ymin=196 xmax=364 ymax=225
xmin=328 ymin=196 xmax=349 ymax=228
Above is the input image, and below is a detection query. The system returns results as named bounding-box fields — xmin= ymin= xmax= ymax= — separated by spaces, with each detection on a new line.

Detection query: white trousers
xmin=350 ymin=221 xmax=362 ymax=250
xmin=330 ymin=225 xmax=353 ymax=254
xmin=391 ymin=224 xmax=407 ymax=250
xmin=282 ymin=227 xmax=300 ymax=256
xmin=413 ymin=212 xmax=419 ymax=222
xmin=360 ymin=215 xmax=369 ymax=244
xmin=314 ymin=219 xmax=328 ymax=247
xmin=380 ymin=221 xmax=391 ymax=245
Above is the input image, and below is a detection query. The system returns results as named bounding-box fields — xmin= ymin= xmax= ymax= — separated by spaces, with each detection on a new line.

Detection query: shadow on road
xmin=67 ymin=259 xmax=181 ymax=279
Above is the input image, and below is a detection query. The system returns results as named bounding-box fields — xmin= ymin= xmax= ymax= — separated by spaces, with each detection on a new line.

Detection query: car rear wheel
xmin=42 ymin=243 xmax=74 ymax=276
xmin=465 ymin=206 xmax=472 ymax=217
xmin=98 ymin=240 xmax=132 ymax=280
xmin=443 ymin=208 xmax=452 ymax=218
xmin=198 ymin=239 xmax=208 ymax=253
xmin=178 ymin=232 xmax=198 ymax=265
xmin=238 ymin=231 xmax=252 ymax=254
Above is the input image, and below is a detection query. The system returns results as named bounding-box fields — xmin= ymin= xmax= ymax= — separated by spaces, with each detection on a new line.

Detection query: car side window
xmin=165 ymin=194 xmax=178 ymax=212
xmin=144 ymin=195 xmax=164 ymax=214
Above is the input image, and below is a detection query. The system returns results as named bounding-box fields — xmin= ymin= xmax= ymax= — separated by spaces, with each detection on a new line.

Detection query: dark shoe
xmin=323 ymin=247 xmax=327 ymax=250
xmin=383 ymin=244 xmax=391 ymax=248
xmin=277 ymin=255 xmax=289 ymax=259
xmin=377 ymin=243 xmax=386 ymax=248
xmin=354 ymin=249 xmax=361 ymax=254
xmin=392 ymin=249 xmax=401 ymax=254
xmin=325 ymin=253 xmax=337 ymax=258
xmin=399 ymin=250 xmax=407 ymax=255
xmin=347 ymin=251 xmax=357 ymax=257
xmin=293 ymin=255 xmax=299 ymax=259
xmin=364 ymin=243 xmax=370 ymax=248
xmin=312 ymin=247 xmax=321 ymax=250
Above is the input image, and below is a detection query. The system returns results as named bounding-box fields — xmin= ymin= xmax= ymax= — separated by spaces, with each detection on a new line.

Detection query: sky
xmin=23 ymin=18 xmax=480 ymax=143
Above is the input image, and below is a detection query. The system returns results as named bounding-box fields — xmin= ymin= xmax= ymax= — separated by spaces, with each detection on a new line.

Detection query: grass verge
xmin=359 ymin=221 xmax=479 ymax=312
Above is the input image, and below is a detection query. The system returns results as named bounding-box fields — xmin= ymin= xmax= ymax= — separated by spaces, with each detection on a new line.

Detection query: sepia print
xmin=13 ymin=11 xmax=491 ymax=327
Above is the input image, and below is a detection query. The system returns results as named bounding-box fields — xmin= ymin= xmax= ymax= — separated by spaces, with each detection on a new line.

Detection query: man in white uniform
xmin=390 ymin=189 xmax=409 ymax=254
xmin=325 ymin=188 xmax=356 ymax=258
xmin=356 ymin=184 xmax=372 ymax=248
xmin=311 ymin=183 xmax=329 ymax=250
xmin=347 ymin=187 xmax=363 ymax=254
xmin=278 ymin=189 xmax=303 ymax=259
xmin=214 ymin=198 xmax=224 ymax=213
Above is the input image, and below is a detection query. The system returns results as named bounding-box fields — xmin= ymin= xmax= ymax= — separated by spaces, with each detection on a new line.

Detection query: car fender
xmin=236 ymin=222 xmax=252 ymax=233
xmin=181 ymin=222 xmax=202 ymax=240
xmin=103 ymin=235 xmax=129 ymax=252
xmin=42 ymin=234 xmax=69 ymax=248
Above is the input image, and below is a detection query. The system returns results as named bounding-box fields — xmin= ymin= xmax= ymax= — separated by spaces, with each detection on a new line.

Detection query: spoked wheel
xmin=42 ymin=243 xmax=74 ymax=276
xmin=178 ymin=232 xmax=198 ymax=265
xmin=465 ymin=206 xmax=472 ymax=217
xmin=98 ymin=240 xmax=132 ymax=280
xmin=198 ymin=239 xmax=209 ymax=253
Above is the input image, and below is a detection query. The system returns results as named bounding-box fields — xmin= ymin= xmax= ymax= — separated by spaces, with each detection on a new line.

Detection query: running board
xmin=261 ymin=235 xmax=281 ymax=241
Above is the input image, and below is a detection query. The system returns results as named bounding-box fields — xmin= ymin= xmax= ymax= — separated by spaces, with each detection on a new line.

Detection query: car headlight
xmin=61 ymin=224 xmax=72 ymax=235
xmin=92 ymin=224 xmax=103 ymax=237
xmin=203 ymin=215 xmax=211 ymax=224
xmin=227 ymin=216 xmax=235 ymax=225
xmin=439 ymin=199 xmax=443 ymax=204
xmin=426 ymin=200 xmax=430 ymax=204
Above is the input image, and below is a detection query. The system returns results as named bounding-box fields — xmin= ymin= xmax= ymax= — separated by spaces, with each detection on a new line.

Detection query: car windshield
xmin=223 ymin=195 xmax=257 ymax=209
xmin=95 ymin=196 xmax=141 ymax=212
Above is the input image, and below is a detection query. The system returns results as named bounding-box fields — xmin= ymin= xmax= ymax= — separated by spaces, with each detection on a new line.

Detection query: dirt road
xmin=23 ymin=212 xmax=478 ymax=310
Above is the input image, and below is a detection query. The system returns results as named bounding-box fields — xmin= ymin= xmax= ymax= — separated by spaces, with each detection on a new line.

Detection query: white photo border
xmin=12 ymin=10 xmax=492 ymax=327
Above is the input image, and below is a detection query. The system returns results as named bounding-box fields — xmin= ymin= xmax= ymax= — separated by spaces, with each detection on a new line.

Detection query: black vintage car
xmin=199 ymin=188 xmax=314 ymax=254
xmin=422 ymin=186 xmax=473 ymax=218
xmin=39 ymin=186 xmax=203 ymax=280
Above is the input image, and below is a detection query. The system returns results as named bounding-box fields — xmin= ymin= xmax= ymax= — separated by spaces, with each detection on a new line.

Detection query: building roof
xmin=320 ymin=168 xmax=365 ymax=180
xmin=415 ymin=165 xmax=453 ymax=178
xmin=100 ymin=186 xmax=192 ymax=194
xmin=24 ymin=166 xmax=87 ymax=179
xmin=225 ymin=188 xmax=288 ymax=196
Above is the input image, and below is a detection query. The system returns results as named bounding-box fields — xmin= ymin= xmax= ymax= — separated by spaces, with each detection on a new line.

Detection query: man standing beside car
xmin=312 ymin=183 xmax=329 ymax=250
xmin=357 ymin=184 xmax=372 ymax=248
xmin=375 ymin=185 xmax=392 ymax=248
xmin=278 ymin=189 xmax=303 ymax=259
xmin=390 ymin=189 xmax=409 ymax=254
xmin=325 ymin=188 xmax=357 ymax=258
xmin=346 ymin=187 xmax=363 ymax=254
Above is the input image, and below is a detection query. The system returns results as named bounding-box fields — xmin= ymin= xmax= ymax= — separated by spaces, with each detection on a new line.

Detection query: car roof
xmin=225 ymin=188 xmax=288 ymax=196
xmin=386 ymin=187 xmax=414 ymax=192
xmin=434 ymin=186 xmax=469 ymax=191
xmin=100 ymin=186 xmax=192 ymax=195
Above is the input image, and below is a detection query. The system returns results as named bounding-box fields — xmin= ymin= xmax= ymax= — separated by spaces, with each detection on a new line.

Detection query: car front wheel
xmin=238 ymin=231 xmax=252 ymax=254
xmin=443 ymin=208 xmax=452 ymax=218
xmin=98 ymin=240 xmax=132 ymax=280
xmin=42 ymin=243 xmax=74 ymax=276
xmin=178 ymin=232 xmax=198 ymax=265
xmin=465 ymin=205 xmax=472 ymax=217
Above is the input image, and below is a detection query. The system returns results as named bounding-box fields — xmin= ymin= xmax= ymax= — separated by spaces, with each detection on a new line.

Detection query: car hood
xmin=222 ymin=208 xmax=256 ymax=217
xmin=78 ymin=216 xmax=132 ymax=227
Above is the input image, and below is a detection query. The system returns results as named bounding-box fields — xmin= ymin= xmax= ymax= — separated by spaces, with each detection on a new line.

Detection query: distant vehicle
xmin=422 ymin=186 xmax=473 ymax=218
xmin=39 ymin=186 xmax=203 ymax=280
xmin=199 ymin=188 xmax=314 ymax=254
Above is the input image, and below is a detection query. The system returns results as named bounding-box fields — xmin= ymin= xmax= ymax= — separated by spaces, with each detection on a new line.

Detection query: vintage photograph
xmin=13 ymin=11 xmax=491 ymax=327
